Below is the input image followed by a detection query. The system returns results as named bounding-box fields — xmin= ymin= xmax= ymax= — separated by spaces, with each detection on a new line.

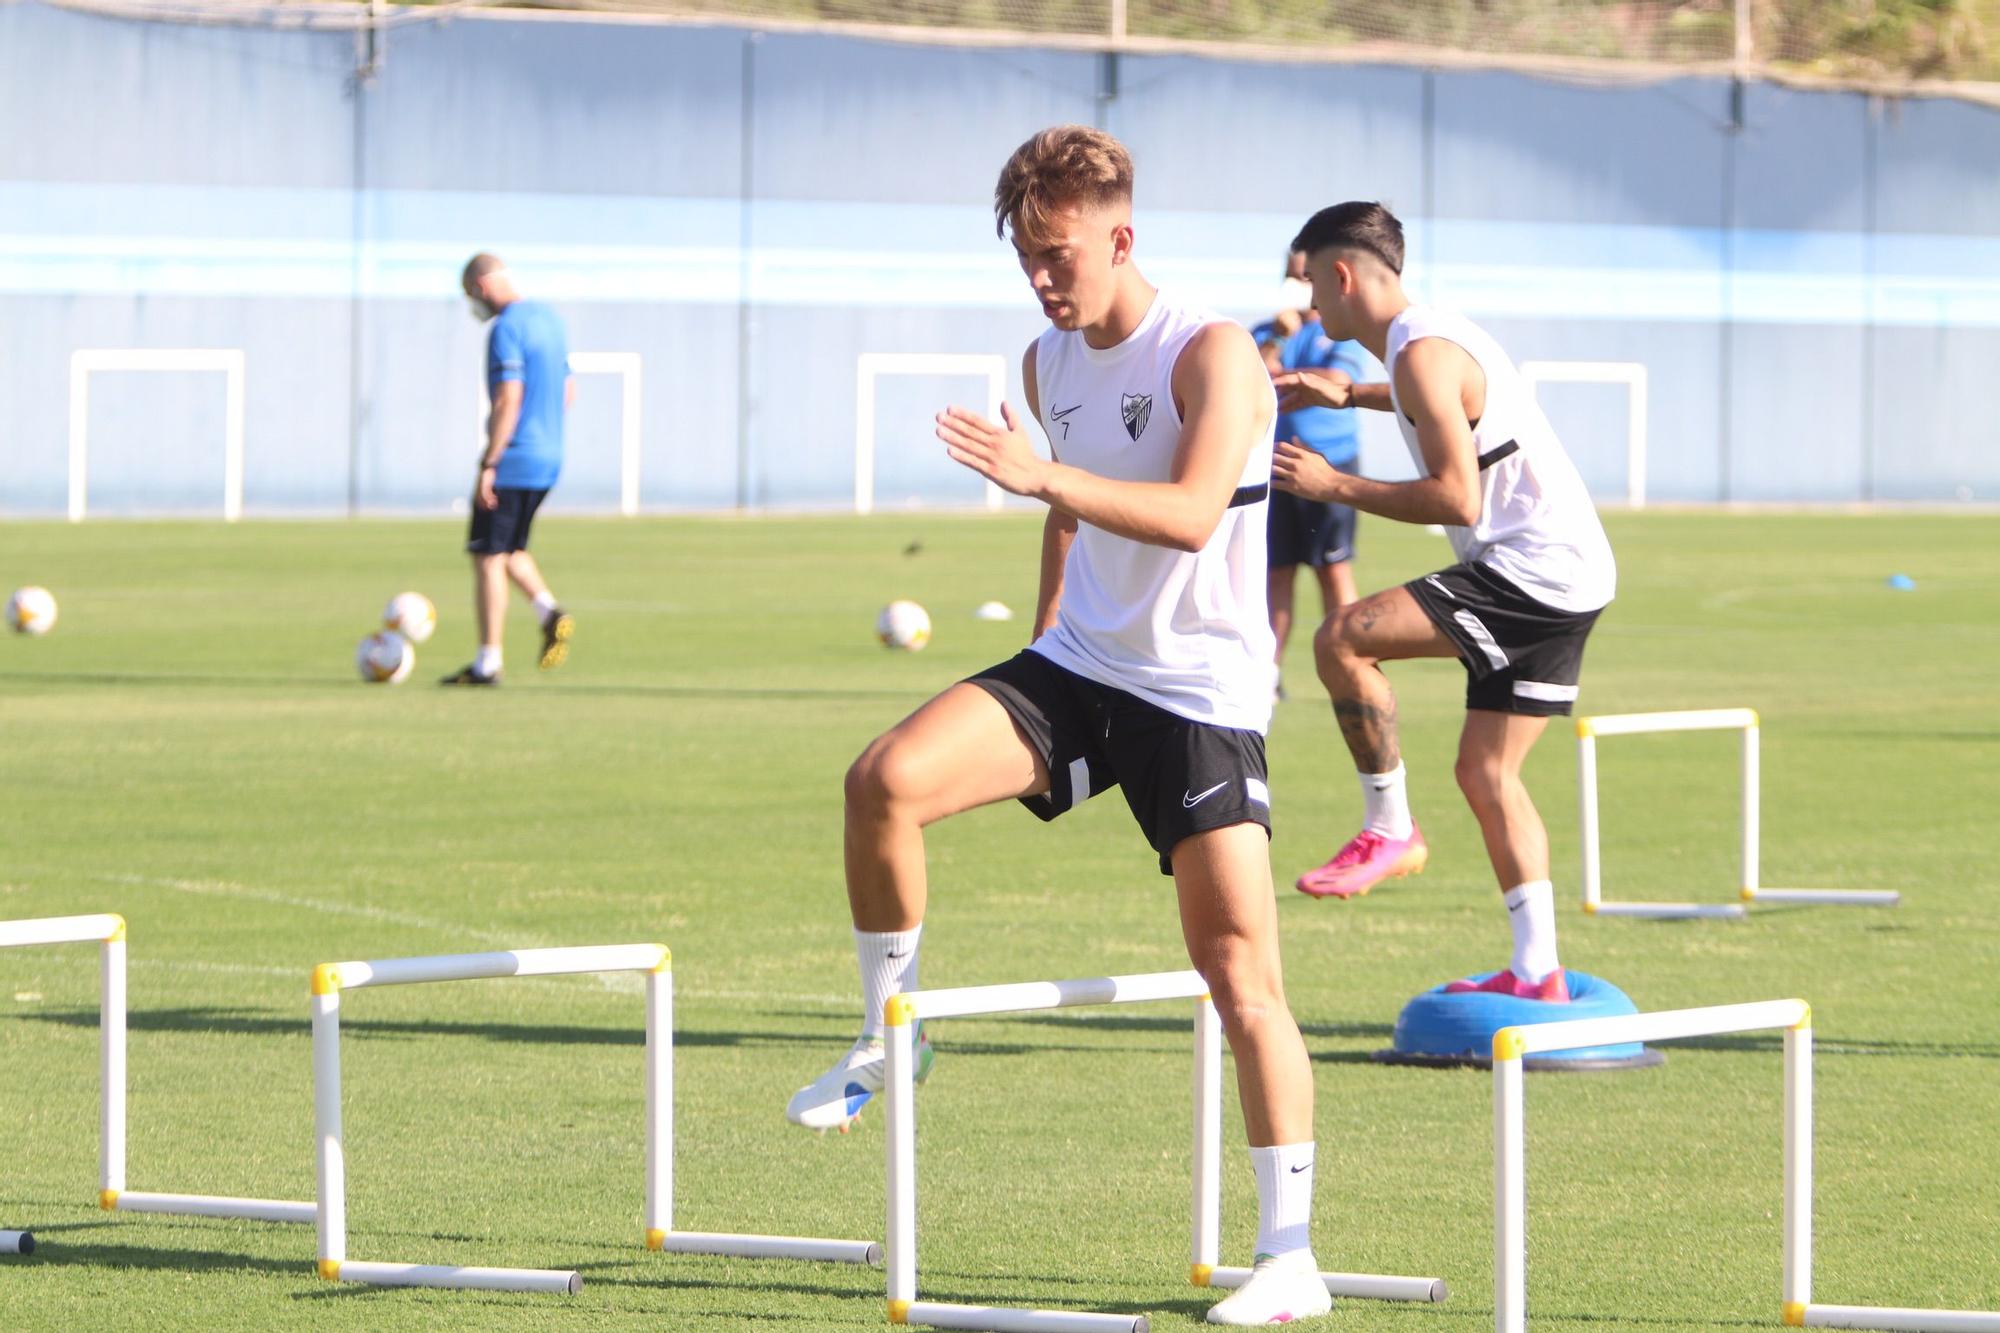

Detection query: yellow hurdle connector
xmin=98 ymin=1189 xmax=118 ymax=1211
xmin=1583 ymin=901 xmax=1599 ymax=915
xmin=1492 ymin=1027 xmax=1526 ymax=1062
xmin=1742 ymin=887 xmax=1760 ymax=902
xmin=883 ymin=994 xmax=914 ymax=1028
xmin=888 ymin=1298 xmax=911 ymax=1324
xmin=1190 ymin=1263 xmax=1214 ymax=1287
xmin=645 ymin=1228 xmax=666 ymax=1251
xmin=650 ymin=945 xmax=672 ymax=973
xmin=310 ymin=963 xmax=344 ymax=996
xmin=1575 ymin=717 xmax=1596 ymax=739
xmin=318 ymin=1258 xmax=342 ymax=1281
xmin=106 ymin=915 xmax=127 ymax=943
xmin=1793 ymin=1003 xmax=1812 ymax=1030
xmin=1783 ymin=1300 xmax=1806 ymax=1326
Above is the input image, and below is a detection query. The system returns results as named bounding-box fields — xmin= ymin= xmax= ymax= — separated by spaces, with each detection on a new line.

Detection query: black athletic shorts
xmin=968 ymin=649 xmax=1271 ymax=875
xmin=466 ymin=486 xmax=549 ymax=555
xmin=1267 ymin=472 xmax=1358 ymax=568
xmin=1404 ymin=562 xmax=1602 ymax=717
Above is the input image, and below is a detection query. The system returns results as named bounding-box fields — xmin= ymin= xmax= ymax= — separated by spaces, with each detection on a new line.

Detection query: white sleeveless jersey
xmin=1386 ymin=306 xmax=1616 ymax=614
xmin=1029 ymin=292 xmax=1277 ymax=733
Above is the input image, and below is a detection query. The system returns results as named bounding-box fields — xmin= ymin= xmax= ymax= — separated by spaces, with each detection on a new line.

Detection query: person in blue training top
xmin=1252 ymin=252 xmax=1367 ymax=701
xmin=443 ymin=253 xmax=576 ymax=686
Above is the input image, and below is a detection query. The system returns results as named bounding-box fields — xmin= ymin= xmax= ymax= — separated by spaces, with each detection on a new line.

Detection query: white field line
xmin=94 ymin=874 xmax=635 ymax=994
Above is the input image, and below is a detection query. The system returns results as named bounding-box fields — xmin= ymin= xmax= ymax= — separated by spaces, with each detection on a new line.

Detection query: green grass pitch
xmin=0 ymin=511 xmax=1995 ymax=1331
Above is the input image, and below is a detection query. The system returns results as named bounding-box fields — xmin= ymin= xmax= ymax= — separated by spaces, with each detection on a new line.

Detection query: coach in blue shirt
xmin=1254 ymin=252 xmax=1367 ymax=701
xmin=444 ymin=253 xmax=575 ymax=686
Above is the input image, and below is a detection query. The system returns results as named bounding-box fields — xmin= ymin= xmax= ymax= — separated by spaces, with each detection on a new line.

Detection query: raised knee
xmin=845 ymin=738 xmax=923 ymax=816
xmin=1312 ymin=610 xmax=1357 ymax=670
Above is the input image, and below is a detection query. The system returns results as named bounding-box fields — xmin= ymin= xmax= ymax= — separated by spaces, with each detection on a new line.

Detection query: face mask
xmin=467 ymin=295 xmax=496 ymax=323
xmin=1279 ymin=277 xmax=1314 ymax=311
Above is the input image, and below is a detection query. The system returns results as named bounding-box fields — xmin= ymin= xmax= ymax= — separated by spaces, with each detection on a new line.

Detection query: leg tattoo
xmin=1333 ymin=684 xmax=1400 ymax=771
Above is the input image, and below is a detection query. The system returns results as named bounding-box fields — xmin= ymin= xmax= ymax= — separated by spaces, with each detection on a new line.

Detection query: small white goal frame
xmin=310 ymin=943 xmax=878 ymax=1295
xmin=855 ymin=353 xmax=1006 ymax=515
xmin=478 ymin=351 xmax=642 ymax=515
xmin=1577 ymin=708 xmax=1902 ymax=919
xmin=1494 ymin=999 xmax=1998 ymax=1333
xmin=68 ymin=350 xmax=245 ymax=523
xmin=1519 ymin=360 xmax=1647 ymax=509
xmin=0 ymin=913 xmax=314 ymax=1234
xmin=883 ymin=971 xmax=1445 ymax=1332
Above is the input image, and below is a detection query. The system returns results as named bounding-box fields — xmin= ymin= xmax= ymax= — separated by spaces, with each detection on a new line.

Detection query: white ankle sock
xmin=1504 ymin=880 xmax=1559 ymax=983
xmin=474 ymin=645 xmax=502 ymax=677
xmin=1358 ymin=763 xmax=1413 ymax=839
xmin=1249 ymin=1141 xmax=1315 ymax=1259
xmin=855 ymin=925 xmax=921 ymax=1039
xmin=532 ymin=590 xmax=559 ymax=624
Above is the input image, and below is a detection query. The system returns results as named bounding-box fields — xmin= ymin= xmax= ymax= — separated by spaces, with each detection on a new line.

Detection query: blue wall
xmin=3 ymin=2 xmax=1997 ymax=515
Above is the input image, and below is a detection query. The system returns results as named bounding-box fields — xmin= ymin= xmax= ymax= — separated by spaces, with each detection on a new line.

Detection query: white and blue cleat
xmin=785 ymin=1025 xmax=933 ymax=1133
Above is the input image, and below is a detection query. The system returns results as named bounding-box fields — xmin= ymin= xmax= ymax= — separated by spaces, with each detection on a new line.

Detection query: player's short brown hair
xmin=1291 ymin=202 xmax=1405 ymax=275
xmin=994 ymin=126 xmax=1134 ymax=250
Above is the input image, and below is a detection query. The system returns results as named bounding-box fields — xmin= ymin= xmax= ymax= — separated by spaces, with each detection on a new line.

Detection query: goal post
xmin=68 ymin=349 xmax=246 ymax=522
xmin=1519 ymin=360 xmax=1647 ymax=510
xmin=854 ymin=353 xmax=1007 ymax=515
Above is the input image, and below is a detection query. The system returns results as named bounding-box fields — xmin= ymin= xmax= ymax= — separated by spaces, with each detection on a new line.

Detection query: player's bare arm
xmin=1275 ymin=339 xmax=1481 ymax=527
xmin=1021 ymin=340 xmax=1076 ymax=637
xmin=478 ymin=379 xmax=525 ymax=510
xmin=938 ymin=322 xmax=1268 ymax=554
xmin=1275 ymin=368 xmax=1393 ymax=413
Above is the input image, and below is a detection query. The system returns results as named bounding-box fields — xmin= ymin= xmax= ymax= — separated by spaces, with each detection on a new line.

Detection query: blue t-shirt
xmin=486 ymin=300 xmax=569 ymax=491
xmin=1256 ymin=318 xmax=1365 ymax=467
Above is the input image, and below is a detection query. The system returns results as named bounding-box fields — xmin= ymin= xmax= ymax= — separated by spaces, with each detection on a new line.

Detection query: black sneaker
xmin=439 ymin=664 xmax=500 ymax=686
xmin=538 ymin=610 xmax=574 ymax=670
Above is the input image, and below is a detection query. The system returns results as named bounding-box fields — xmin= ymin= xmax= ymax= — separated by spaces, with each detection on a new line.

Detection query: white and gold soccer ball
xmin=355 ymin=630 xmax=414 ymax=684
xmin=876 ymin=599 xmax=932 ymax=652
xmin=6 ymin=586 xmax=57 ymax=636
xmin=383 ymin=591 xmax=437 ymax=644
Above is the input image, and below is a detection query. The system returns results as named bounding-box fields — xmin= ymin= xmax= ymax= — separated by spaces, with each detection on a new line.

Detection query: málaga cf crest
xmin=1121 ymin=392 xmax=1152 ymax=441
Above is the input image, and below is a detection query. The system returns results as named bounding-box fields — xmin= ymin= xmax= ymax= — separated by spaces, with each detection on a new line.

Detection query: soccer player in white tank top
xmin=785 ymin=127 xmax=1333 ymax=1326
xmin=1270 ymin=202 xmax=1617 ymax=1003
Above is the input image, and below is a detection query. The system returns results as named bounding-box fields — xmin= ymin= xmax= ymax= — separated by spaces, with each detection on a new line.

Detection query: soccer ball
xmin=876 ymin=600 xmax=932 ymax=652
xmin=383 ymin=591 xmax=437 ymax=644
xmin=355 ymin=630 xmax=414 ymax=684
xmin=6 ymin=586 xmax=57 ymax=636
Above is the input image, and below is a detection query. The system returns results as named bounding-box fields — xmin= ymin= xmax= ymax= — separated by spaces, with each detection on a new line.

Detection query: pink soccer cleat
xmin=1443 ymin=968 xmax=1571 ymax=1002
xmin=1295 ymin=824 xmax=1428 ymax=899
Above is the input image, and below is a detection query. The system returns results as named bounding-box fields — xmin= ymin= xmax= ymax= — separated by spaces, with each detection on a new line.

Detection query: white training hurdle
xmin=1493 ymin=998 xmax=1997 ymax=1333
xmin=882 ymin=970 xmax=1446 ymax=1333
xmin=1577 ymin=709 xmax=1902 ymax=919
xmin=311 ymin=943 xmax=878 ymax=1294
xmin=0 ymin=913 xmax=313 ymax=1239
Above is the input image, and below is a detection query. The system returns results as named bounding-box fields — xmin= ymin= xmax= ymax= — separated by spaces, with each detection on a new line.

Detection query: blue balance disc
xmin=1373 ymin=971 xmax=1665 ymax=1072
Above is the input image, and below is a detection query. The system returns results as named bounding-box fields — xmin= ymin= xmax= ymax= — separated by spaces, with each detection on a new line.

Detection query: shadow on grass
xmin=21 ymin=1005 xmax=824 ymax=1052
xmin=1677 ymin=1032 xmax=2000 ymax=1060
xmin=14 ymin=1237 xmax=306 ymax=1279
xmin=0 ymin=669 xmax=924 ymax=705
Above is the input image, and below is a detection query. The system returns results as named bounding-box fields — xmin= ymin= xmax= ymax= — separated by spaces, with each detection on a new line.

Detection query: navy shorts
xmin=1268 ymin=471 xmax=1357 ymax=568
xmin=466 ymin=487 xmax=549 ymax=555
xmin=1405 ymin=562 xmax=1602 ymax=717
xmin=968 ymin=650 xmax=1271 ymax=875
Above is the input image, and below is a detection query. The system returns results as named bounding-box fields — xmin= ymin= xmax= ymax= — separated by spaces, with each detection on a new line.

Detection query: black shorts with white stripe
xmin=1405 ymin=562 xmax=1603 ymax=717
xmin=966 ymin=649 xmax=1271 ymax=875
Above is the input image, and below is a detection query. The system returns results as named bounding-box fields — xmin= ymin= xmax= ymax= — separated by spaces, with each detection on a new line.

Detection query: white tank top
xmin=1029 ymin=292 xmax=1277 ymax=733
xmin=1386 ymin=306 xmax=1616 ymax=614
